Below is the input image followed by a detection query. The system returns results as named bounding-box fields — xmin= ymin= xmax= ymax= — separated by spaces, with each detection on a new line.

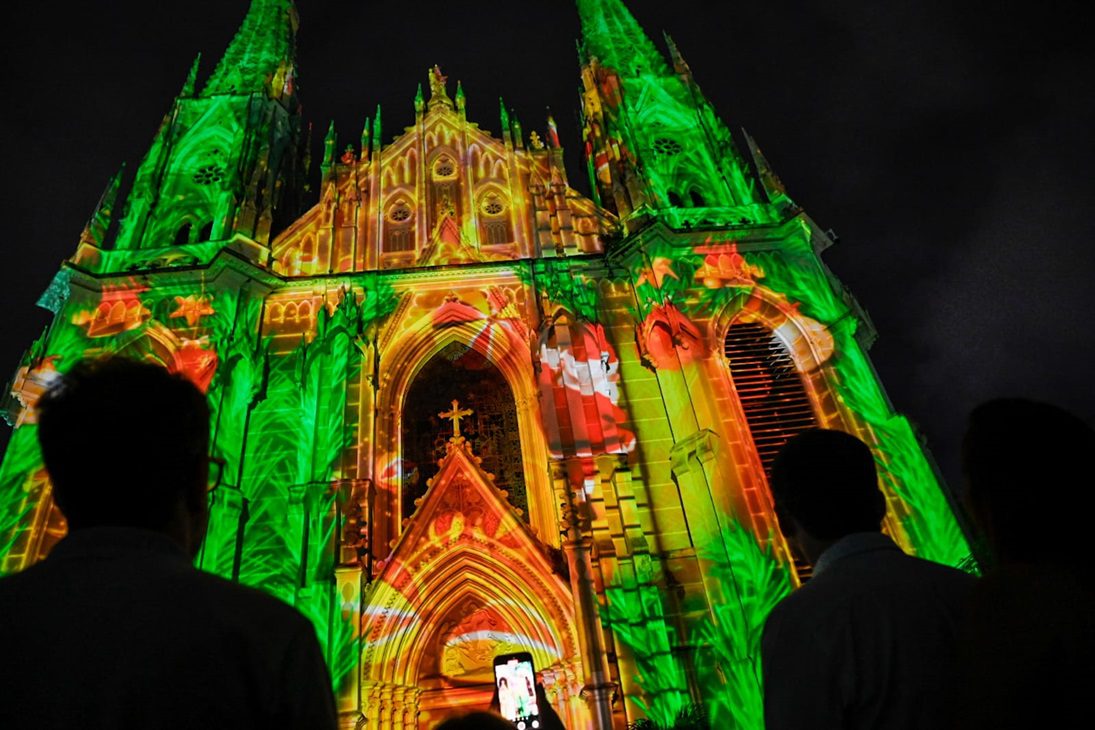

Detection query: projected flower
xmin=635 ymin=256 xmax=678 ymax=288
xmin=694 ymin=243 xmax=764 ymax=289
xmin=638 ymin=302 xmax=704 ymax=370
xmin=169 ymin=294 xmax=216 ymax=327
xmin=173 ymin=337 xmax=219 ymax=393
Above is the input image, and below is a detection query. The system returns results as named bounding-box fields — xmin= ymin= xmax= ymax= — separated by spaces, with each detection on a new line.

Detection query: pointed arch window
xmin=479 ymin=193 xmax=512 ymax=245
xmin=173 ymin=222 xmax=192 ymax=246
xmin=401 ymin=343 xmax=526 ymax=521
xmin=430 ymin=155 xmax=460 ymax=227
xmin=724 ymin=321 xmax=818 ymax=476
xmin=384 ymin=200 xmax=415 ymax=253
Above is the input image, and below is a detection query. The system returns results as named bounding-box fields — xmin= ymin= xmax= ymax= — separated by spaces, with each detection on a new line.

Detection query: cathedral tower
xmin=106 ymin=0 xmax=303 ymax=257
xmin=1 ymin=2 xmax=973 ymax=728
xmin=577 ymin=0 xmax=777 ymax=227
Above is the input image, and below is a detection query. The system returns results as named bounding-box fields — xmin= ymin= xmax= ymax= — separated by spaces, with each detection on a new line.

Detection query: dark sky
xmin=2 ymin=1 xmax=1092 ymax=493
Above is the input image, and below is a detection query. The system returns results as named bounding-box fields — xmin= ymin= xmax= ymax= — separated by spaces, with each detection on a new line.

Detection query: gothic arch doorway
xmin=401 ymin=341 xmax=527 ymax=520
xmin=361 ymin=440 xmax=586 ymax=729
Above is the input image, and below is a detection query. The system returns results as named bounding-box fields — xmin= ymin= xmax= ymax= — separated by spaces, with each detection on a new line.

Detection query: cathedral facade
xmin=0 ymin=1 xmax=972 ymax=728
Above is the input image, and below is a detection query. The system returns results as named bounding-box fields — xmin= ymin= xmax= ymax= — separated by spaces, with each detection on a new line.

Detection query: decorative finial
xmin=439 ymin=399 xmax=474 ymax=441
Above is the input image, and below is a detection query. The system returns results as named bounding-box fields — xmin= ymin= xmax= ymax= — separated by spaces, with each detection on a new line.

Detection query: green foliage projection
xmin=601 ymin=559 xmax=691 ymax=726
xmin=236 ymin=284 xmax=391 ymax=690
xmin=744 ymin=231 xmax=971 ymax=566
xmin=0 ymin=427 xmax=41 ymax=564
xmin=0 ymin=319 xmax=92 ymax=569
xmin=692 ymin=525 xmax=792 ymax=728
xmin=578 ymin=0 xmax=761 ymax=215
xmin=604 ymin=519 xmax=791 ymax=729
xmin=521 ymin=261 xmax=602 ymax=322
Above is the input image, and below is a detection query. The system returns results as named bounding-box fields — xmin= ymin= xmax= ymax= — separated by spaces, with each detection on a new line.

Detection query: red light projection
xmin=71 ymin=281 xmax=151 ymax=338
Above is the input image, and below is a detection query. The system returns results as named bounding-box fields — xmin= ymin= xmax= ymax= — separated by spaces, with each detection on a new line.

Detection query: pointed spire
xmin=576 ymin=0 xmax=668 ymax=76
xmin=321 ymin=121 xmax=337 ymax=175
xmin=512 ymin=115 xmax=525 ymax=150
xmin=499 ymin=97 xmax=511 ymax=134
xmin=203 ymin=0 xmax=298 ymax=99
xmin=546 ymin=108 xmax=561 ymax=149
xmin=415 ymin=83 xmax=425 ymax=113
xmin=663 ymin=33 xmax=692 ymax=77
xmin=743 ymin=129 xmax=790 ymax=202
xmin=361 ymin=116 xmax=371 ymax=158
xmin=455 ymin=80 xmax=466 ymax=112
xmin=181 ymin=54 xmax=202 ymax=97
xmin=79 ymin=166 xmax=125 ymax=247
xmin=372 ymin=105 xmax=382 ymax=155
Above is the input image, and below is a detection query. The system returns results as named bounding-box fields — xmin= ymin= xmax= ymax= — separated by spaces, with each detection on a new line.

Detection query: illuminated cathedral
xmin=0 ymin=1 xmax=972 ymax=727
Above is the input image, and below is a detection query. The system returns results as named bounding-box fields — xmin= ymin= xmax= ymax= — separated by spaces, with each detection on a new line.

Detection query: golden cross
xmin=439 ymin=399 xmax=474 ymax=440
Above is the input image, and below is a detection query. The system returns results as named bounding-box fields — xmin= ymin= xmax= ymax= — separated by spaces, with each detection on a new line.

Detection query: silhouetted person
xmin=953 ymin=398 xmax=1095 ymax=729
xmin=762 ymin=429 xmax=973 ymax=730
xmin=0 ymin=357 xmax=338 ymax=729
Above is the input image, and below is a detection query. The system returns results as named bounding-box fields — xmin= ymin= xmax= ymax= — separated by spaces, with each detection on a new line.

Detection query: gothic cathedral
xmin=1 ymin=1 xmax=972 ymax=728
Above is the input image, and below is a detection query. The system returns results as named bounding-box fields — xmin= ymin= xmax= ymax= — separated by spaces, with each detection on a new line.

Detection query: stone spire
xmin=576 ymin=0 xmax=668 ymax=76
xmin=203 ymin=0 xmax=298 ymax=101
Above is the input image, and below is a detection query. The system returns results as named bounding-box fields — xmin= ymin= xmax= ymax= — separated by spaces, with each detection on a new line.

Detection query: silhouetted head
xmin=36 ymin=357 xmax=210 ymax=551
xmin=434 ymin=711 xmax=514 ymax=730
xmin=963 ymin=398 xmax=1095 ymax=568
xmin=771 ymin=429 xmax=886 ymax=543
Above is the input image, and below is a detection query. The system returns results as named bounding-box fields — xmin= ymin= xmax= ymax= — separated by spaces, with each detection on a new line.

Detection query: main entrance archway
xmin=360 ymin=437 xmax=586 ymax=729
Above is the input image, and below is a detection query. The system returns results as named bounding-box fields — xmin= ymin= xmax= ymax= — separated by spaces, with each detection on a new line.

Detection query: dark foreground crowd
xmin=0 ymin=356 xmax=1090 ymax=729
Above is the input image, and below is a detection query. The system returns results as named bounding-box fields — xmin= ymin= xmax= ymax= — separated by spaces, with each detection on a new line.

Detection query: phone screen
xmin=493 ymin=652 xmax=540 ymax=729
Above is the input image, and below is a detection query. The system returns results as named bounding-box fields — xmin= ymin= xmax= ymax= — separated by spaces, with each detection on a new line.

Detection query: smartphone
xmin=493 ymin=651 xmax=541 ymax=729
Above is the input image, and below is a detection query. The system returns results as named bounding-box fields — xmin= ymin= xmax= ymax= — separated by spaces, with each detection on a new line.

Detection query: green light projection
xmin=603 ymin=518 xmax=791 ymax=729
xmin=0 ymin=0 xmax=976 ymax=723
xmin=744 ymin=226 xmax=971 ymax=566
xmin=577 ymin=0 xmax=763 ymax=221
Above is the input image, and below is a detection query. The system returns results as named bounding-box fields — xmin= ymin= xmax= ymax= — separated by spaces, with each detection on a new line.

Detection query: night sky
xmin=2 ymin=1 xmax=1092 ymax=494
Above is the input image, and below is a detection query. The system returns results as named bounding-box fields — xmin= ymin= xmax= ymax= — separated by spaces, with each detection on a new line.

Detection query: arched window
xmin=384 ymin=200 xmax=415 ymax=253
xmin=198 ymin=221 xmax=214 ymax=242
xmin=724 ymin=321 xmax=818 ymax=477
xmin=479 ymin=193 xmax=512 ymax=245
xmin=430 ymin=155 xmax=460 ymax=227
xmin=173 ymin=222 xmax=192 ymax=246
xmin=689 ymin=189 xmax=707 ymax=207
xmin=401 ymin=342 xmax=526 ymax=521
xmin=667 ymin=191 xmax=684 ymax=208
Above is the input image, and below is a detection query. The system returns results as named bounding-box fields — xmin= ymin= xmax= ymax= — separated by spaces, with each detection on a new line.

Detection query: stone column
xmin=553 ymin=459 xmax=616 ymax=730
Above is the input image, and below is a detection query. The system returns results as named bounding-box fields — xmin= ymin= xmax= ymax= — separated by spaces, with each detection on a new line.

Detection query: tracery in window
xmin=433 ymin=156 xmax=457 ymax=179
xmin=652 ymin=137 xmax=683 ymax=157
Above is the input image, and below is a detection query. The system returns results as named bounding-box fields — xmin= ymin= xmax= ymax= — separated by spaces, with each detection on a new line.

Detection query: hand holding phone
xmin=493 ymin=652 xmax=541 ymax=729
